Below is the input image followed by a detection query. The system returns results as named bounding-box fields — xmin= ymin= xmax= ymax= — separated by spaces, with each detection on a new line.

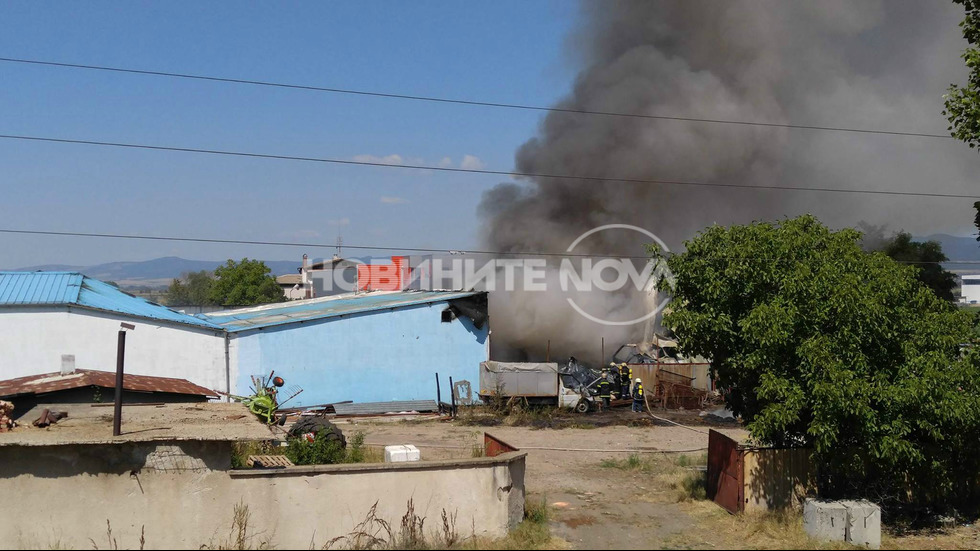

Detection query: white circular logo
xmin=563 ymin=224 xmax=673 ymax=326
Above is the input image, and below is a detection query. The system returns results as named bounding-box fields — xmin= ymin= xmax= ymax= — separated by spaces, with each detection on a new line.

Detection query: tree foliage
xmin=881 ymin=232 xmax=957 ymax=302
xmin=945 ymin=0 xmax=980 ymax=147
xmin=209 ymin=258 xmax=285 ymax=306
xmin=164 ymin=270 xmax=215 ymax=306
xmin=658 ymin=215 xmax=980 ymax=509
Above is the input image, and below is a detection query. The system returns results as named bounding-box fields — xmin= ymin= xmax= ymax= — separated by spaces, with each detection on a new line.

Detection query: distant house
xmin=0 ymin=369 xmax=217 ymax=417
xmin=0 ymin=272 xmax=227 ymax=394
xmin=961 ymin=274 xmax=980 ymax=304
xmin=199 ymin=290 xmax=489 ymax=405
xmin=276 ymin=274 xmax=305 ymax=300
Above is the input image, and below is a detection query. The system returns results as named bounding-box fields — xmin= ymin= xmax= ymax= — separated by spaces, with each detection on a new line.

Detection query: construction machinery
xmin=223 ymin=371 xmax=302 ymax=425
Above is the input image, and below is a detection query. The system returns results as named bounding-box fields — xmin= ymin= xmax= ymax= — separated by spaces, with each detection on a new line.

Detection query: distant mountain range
xmin=922 ymin=234 xmax=980 ymax=271
xmin=11 ymin=256 xmax=303 ymax=289
xmin=8 ymin=234 xmax=980 ymax=289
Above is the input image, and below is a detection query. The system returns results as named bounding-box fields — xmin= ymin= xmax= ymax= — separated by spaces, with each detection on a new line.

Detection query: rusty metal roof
xmin=276 ymin=274 xmax=302 ymax=285
xmin=0 ymin=369 xmax=218 ymax=399
xmin=0 ymin=402 xmax=273 ymax=446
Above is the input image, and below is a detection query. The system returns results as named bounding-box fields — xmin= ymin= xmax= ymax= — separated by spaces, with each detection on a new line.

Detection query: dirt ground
xmin=337 ymin=408 xmax=980 ymax=550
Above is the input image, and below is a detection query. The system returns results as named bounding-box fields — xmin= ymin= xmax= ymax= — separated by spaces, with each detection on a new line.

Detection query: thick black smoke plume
xmin=481 ymin=1 xmax=978 ymax=363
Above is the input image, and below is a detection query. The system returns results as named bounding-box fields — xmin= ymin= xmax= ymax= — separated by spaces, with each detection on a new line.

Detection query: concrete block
xmin=803 ymin=499 xmax=847 ymax=543
xmin=384 ymin=444 xmax=421 ymax=462
xmin=842 ymin=500 xmax=881 ymax=549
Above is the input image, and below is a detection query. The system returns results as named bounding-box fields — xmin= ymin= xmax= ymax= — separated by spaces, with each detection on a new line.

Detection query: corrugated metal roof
xmin=0 ymin=369 xmax=218 ymax=399
xmin=75 ymin=277 xmax=219 ymax=329
xmin=201 ymin=290 xmax=484 ymax=332
xmin=333 ymin=400 xmax=439 ymax=415
xmin=0 ymin=272 xmax=220 ymax=330
xmin=0 ymin=272 xmax=82 ymax=305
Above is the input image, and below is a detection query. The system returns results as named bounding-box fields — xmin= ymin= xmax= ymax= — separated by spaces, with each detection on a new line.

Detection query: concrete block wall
xmin=841 ymin=500 xmax=882 ymax=549
xmin=803 ymin=500 xmax=847 ymax=542
xmin=804 ymin=498 xmax=881 ymax=549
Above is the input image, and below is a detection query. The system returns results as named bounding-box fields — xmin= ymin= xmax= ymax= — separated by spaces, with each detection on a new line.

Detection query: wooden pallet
xmin=246 ymin=455 xmax=294 ymax=468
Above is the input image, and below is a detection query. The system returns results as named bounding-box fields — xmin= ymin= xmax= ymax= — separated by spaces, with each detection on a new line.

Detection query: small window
xmin=441 ymin=309 xmax=455 ymax=323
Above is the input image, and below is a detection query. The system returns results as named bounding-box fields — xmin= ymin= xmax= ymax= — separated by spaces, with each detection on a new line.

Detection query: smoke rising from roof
xmin=480 ymin=1 xmax=980 ymax=363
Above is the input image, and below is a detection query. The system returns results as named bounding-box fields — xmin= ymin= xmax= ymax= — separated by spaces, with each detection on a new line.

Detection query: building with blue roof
xmin=199 ymin=290 xmax=489 ymax=405
xmin=0 ymin=272 xmax=490 ymax=405
xmin=0 ymin=272 xmax=228 ymax=393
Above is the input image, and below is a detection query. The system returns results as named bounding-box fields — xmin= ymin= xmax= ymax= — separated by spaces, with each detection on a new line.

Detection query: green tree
xmin=882 ymin=232 xmax=957 ymax=301
xmin=945 ymin=0 xmax=980 ymax=147
xmin=209 ymin=258 xmax=285 ymax=306
xmin=164 ymin=270 xmax=216 ymax=306
xmin=657 ymin=215 xmax=980 ymax=509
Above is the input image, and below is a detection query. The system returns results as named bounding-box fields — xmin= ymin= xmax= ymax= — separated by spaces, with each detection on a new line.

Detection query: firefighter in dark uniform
xmin=631 ymin=377 xmax=644 ymax=413
xmin=619 ymin=363 xmax=632 ymax=398
xmin=597 ymin=369 xmax=612 ymax=411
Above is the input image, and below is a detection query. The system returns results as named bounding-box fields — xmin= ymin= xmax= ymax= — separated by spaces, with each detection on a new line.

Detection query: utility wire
xmin=1 ymin=133 xmax=977 ymax=200
xmin=0 ymin=56 xmax=955 ymax=140
xmin=2 ymin=228 xmax=979 ymax=265
xmin=0 ymin=228 xmax=643 ymax=259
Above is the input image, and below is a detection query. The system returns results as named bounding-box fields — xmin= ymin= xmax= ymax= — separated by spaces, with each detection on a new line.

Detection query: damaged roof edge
xmin=200 ymin=290 xmax=487 ymax=333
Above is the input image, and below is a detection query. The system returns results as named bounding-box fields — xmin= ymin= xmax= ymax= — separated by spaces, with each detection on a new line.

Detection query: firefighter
xmin=597 ymin=369 xmax=612 ymax=411
xmin=619 ymin=362 xmax=632 ymax=398
xmin=631 ymin=377 xmax=644 ymax=413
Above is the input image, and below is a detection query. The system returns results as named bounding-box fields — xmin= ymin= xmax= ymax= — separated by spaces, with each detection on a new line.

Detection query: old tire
xmin=288 ymin=416 xmax=347 ymax=448
xmin=575 ymin=400 xmax=590 ymax=414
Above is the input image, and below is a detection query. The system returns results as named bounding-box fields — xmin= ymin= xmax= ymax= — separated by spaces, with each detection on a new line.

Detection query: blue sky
xmin=0 ymin=1 xmax=578 ymax=268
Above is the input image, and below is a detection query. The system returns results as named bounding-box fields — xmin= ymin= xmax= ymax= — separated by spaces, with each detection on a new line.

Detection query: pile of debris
xmin=32 ymin=408 xmax=67 ymax=428
xmin=0 ymin=400 xmax=15 ymax=432
xmin=653 ymin=369 xmax=711 ymax=409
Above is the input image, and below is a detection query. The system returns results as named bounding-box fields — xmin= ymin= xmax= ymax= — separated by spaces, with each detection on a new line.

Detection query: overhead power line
xmin=1 ymin=228 xmax=978 ymax=265
xmin=1 ymin=133 xmax=977 ymax=200
xmin=0 ymin=228 xmax=642 ymax=259
xmin=0 ymin=56 xmax=955 ymax=140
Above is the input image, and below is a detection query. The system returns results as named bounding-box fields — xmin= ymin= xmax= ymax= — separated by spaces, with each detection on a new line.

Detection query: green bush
xmin=660 ymin=215 xmax=980 ymax=511
xmin=285 ymin=430 xmax=368 ymax=466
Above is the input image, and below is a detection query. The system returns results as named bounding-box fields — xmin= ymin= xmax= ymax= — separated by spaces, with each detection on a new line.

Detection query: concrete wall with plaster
xmin=232 ymin=301 xmax=489 ymax=405
xmin=0 ymin=309 xmax=229 ymax=394
xmin=0 ymin=442 xmax=525 ymax=550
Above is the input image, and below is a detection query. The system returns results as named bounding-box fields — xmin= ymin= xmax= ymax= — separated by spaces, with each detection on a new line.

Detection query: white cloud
xmin=352 ymin=154 xmax=404 ymax=165
xmin=352 ymin=153 xmax=485 ymax=170
xmin=460 ymin=155 xmax=486 ymax=170
xmin=283 ymin=229 xmax=321 ymax=239
xmin=328 ymin=218 xmax=350 ymax=227
xmin=380 ymin=196 xmax=410 ymax=204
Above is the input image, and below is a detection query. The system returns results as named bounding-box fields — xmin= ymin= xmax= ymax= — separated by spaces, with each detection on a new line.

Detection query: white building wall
xmin=0 ymin=308 xmax=229 ymax=395
xmin=961 ymin=277 xmax=980 ymax=303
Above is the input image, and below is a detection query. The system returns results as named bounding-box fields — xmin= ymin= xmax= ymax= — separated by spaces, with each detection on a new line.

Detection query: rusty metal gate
xmin=707 ymin=429 xmax=743 ymax=514
xmin=484 ymin=432 xmax=519 ymax=457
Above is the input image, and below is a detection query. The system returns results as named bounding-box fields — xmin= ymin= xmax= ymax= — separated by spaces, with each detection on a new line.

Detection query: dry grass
xmin=321 ymin=496 xmax=563 ymax=550
xmin=201 ymin=502 xmax=274 ymax=550
xmin=463 ymin=497 xmax=567 ymax=550
xmin=881 ymin=525 xmax=980 ymax=550
xmin=455 ymin=404 xmax=577 ymax=430
xmin=599 ymin=453 xmax=708 ymax=502
xmin=665 ymin=504 xmax=856 ymax=550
